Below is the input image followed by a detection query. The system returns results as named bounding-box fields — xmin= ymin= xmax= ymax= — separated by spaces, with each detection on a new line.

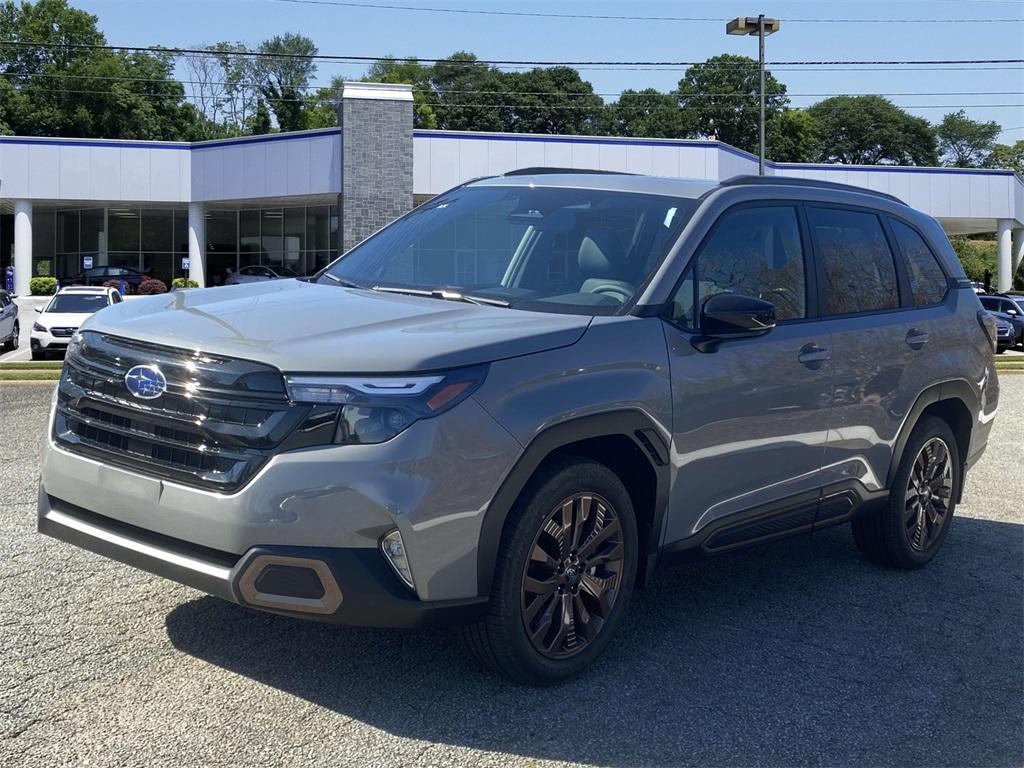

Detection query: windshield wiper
xmin=372 ymin=285 xmax=510 ymax=307
xmin=320 ymin=273 xmax=364 ymax=289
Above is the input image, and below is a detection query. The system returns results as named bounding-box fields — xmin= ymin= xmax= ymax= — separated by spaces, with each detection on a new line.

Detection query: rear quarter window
xmin=889 ymin=219 xmax=947 ymax=306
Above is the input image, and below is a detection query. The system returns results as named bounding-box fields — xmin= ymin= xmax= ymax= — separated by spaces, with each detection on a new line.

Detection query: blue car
xmin=979 ymin=295 xmax=1024 ymax=347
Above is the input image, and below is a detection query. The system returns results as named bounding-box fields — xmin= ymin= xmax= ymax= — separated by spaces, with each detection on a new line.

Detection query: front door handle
xmin=798 ymin=343 xmax=831 ymax=368
xmin=906 ymin=328 xmax=930 ymax=349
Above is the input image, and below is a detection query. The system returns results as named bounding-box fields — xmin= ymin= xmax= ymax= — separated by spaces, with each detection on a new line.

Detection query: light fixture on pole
xmin=726 ymin=14 xmax=780 ymax=176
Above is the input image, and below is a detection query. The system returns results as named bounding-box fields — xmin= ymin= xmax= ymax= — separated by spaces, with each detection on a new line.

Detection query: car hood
xmin=80 ymin=279 xmax=592 ymax=373
xmin=37 ymin=312 xmax=93 ymax=328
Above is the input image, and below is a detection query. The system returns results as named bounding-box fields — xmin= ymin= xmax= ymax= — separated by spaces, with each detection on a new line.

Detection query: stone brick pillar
xmin=338 ymin=82 xmax=414 ymax=253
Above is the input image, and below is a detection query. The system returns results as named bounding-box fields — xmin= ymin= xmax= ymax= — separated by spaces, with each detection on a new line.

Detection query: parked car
xmin=38 ymin=172 xmax=999 ymax=685
xmin=69 ymin=266 xmax=149 ymax=289
xmin=979 ymin=295 xmax=1024 ymax=346
xmin=224 ymin=265 xmax=300 ymax=285
xmin=993 ymin=314 xmax=1015 ymax=354
xmin=30 ymin=285 xmax=122 ymax=360
xmin=0 ymin=289 xmax=18 ymax=353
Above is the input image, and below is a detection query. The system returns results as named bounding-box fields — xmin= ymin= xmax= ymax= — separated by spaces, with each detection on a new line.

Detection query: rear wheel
xmin=852 ymin=416 xmax=958 ymax=569
xmin=459 ymin=457 xmax=638 ymax=685
xmin=1 ymin=322 xmax=17 ymax=352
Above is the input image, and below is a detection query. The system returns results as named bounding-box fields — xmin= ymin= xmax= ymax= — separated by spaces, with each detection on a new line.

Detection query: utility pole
xmin=726 ymin=15 xmax=781 ymax=175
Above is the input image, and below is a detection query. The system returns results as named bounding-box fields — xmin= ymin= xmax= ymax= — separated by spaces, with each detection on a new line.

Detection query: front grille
xmin=55 ymin=331 xmax=311 ymax=492
xmin=50 ymin=327 xmax=76 ymax=338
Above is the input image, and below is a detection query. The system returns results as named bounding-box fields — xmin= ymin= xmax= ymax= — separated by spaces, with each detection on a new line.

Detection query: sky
xmin=75 ymin=0 xmax=1024 ymax=141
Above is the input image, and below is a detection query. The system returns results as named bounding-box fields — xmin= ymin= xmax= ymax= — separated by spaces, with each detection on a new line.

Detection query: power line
xmin=10 ymin=84 xmax=1021 ymax=112
xmin=0 ymin=40 xmax=1021 ymax=68
xmin=269 ymin=0 xmax=1024 ymax=23
xmin=3 ymin=71 xmax=1020 ymax=99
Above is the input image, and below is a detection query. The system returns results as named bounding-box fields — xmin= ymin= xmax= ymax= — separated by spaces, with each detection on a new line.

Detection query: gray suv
xmin=38 ymin=172 xmax=999 ymax=685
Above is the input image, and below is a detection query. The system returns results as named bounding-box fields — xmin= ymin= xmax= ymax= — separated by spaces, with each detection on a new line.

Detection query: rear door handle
xmin=906 ymin=328 xmax=930 ymax=349
xmin=798 ymin=343 xmax=831 ymax=368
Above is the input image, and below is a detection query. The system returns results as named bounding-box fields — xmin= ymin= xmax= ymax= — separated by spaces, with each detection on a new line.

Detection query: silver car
xmin=224 ymin=265 xmax=300 ymax=285
xmin=38 ymin=172 xmax=998 ymax=684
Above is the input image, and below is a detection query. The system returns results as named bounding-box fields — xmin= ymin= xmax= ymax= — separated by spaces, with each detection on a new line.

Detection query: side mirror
xmin=693 ymin=293 xmax=776 ymax=351
xmin=35 ymin=307 xmax=43 ymax=313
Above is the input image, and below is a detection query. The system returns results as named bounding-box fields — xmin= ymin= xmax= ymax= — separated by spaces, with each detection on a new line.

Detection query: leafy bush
xmin=171 ymin=277 xmax=199 ymax=289
xmin=29 ymin=277 xmax=57 ymax=295
xmin=137 ymin=278 xmax=168 ymax=295
xmin=101 ymin=279 xmax=131 ymax=294
xmin=949 ymin=237 xmax=997 ymax=284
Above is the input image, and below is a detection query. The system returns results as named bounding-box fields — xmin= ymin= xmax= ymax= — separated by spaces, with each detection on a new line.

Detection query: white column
xmin=996 ymin=219 xmax=1012 ymax=292
xmin=1012 ymin=228 xmax=1024 ymax=277
xmin=187 ymin=202 xmax=206 ymax=288
xmin=13 ymin=200 xmax=32 ymax=297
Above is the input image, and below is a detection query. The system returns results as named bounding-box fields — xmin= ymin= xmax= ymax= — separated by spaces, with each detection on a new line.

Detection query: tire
xmin=459 ymin=456 xmax=638 ymax=685
xmin=1 ymin=322 xmax=16 ymax=353
xmin=852 ymin=416 xmax=959 ymax=569
xmin=30 ymin=348 xmax=47 ymax=361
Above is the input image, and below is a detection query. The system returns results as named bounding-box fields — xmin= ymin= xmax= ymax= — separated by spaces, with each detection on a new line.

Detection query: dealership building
xmin=1 ymin=81 xmax=1022 ymax=296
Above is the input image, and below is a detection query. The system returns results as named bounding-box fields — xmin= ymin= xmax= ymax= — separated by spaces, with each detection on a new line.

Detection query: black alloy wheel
xmin=521 ymin=492 xmax=625 ymax=660
xmin=904 ymin=437 xmax=953 ymax=552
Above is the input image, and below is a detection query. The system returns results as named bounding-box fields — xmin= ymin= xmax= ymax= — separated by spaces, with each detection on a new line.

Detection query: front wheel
xmin=30 ymin=347 xmax=47 ymax=361
xmin=852 ymin=416 xmax=959 ymax=569
xmin=459 ymin=457 xmax=638 ymax=685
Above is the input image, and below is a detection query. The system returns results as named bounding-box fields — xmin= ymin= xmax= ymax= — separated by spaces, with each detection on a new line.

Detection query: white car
xmin=31 ymin=286 xmax=122 ymax=360
xmin=224 ymin=265 xmax=300 ymax=285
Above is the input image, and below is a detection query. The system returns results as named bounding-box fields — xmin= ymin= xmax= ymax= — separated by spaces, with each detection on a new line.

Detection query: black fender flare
xmin=887 ymin=378 xmax=978 ymax=490
xmin=475 ymin=409 xmax=671 ymax=596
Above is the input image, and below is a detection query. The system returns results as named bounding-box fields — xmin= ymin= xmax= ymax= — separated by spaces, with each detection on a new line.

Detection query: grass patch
xmin=0 ymin=369 xmax=62 ymax=381
xmin=0 ymin=361 xmax=63 ymax=370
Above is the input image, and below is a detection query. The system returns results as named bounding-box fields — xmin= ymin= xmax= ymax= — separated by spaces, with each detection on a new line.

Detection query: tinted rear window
xmin=809 ymin=208 xmax=899 ymax=316
xmin=890 ymin=219 xmax=947 ymax=306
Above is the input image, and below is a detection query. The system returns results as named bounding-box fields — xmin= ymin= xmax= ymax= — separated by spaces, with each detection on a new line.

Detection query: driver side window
xmin=673 ymin=205 xmax=807 ymax=327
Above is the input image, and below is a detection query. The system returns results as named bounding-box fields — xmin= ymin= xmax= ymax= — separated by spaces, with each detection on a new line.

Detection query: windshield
xmin=45 ymin=294 xmax=109 ymax=314
xmin=319 ymin=185 xmax=696 ymax=314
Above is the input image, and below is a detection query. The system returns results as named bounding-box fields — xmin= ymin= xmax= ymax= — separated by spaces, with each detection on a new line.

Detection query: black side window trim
xmin=884 ymin=215 xmax=950 ymax=308
xmin=660 ymin=200 xmax=816 ymax=331
xmin=805 ymin=202 xmax=907 ymax=320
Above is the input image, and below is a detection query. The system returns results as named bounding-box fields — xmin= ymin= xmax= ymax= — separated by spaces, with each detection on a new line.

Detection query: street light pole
xmin=726 ymin=15 xmax=780 ymax=176
xmin=758 ymin=14 xmax=765 ymax=176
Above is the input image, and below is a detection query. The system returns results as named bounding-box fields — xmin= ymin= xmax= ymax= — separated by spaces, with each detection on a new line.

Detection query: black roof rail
xmin=720 ymin=174 xmax=905 ymax=205
xmin=502 ymin=167 xmax=637 ymax=177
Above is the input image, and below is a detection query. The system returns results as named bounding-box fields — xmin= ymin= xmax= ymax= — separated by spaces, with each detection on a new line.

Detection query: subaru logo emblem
xmin=124 ymin=364 xmax=167 ymax=400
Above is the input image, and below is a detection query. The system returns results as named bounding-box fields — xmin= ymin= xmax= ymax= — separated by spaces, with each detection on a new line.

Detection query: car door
xmin=0 ymin=292 xmax=13 ymax=339
xmin=662 ymin=203 xmax=834 ymax=545
xmin=807 ymin=206 xmax=933 ymax=500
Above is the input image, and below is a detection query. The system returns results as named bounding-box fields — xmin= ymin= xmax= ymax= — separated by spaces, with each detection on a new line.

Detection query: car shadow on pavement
xmin=165 ymin=518 xmax=1023 ymax=767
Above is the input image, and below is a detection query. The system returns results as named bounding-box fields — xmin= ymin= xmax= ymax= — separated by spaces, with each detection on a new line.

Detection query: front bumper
xmin=31 ymin=330 xmax=72 ymax=351
xmin=38 ymin=491 xmax=488 ymax=627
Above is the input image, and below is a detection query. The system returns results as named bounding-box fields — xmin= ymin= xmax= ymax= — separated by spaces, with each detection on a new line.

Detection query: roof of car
xmin=57 ymin=286 xmax=113 ymax=294
xmin=467 ymin=170 xmax=907 ymax=205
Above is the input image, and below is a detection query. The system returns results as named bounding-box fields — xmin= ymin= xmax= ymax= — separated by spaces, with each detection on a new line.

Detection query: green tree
xmin=429 ymin=52 xmax=509 ymax=132
xmin=767 ymin=109 xmax=821 ymax=163
xmin=364 ymin=57 xmax=438 ymax=128
xmin=610 ymin=88 xmax=687 ymax=138
xmin=935 ymin=110 xmax=1000 ymax=167
xmin=808 ymin=96 xmax=938 ymax=166
xmin=984 ymin=140 xmax=1024 ymax=175
xmin=503 ymin=67 xmax=605 ymax=135
xmin=247 ymin=99 xmax=272 ymax=135
xmin=676 ymin=54 xmax=788 ymax=153
xmin=255 ymin=33 xmax=316 ymax=132
xmin=0 ymin=0 xmax=201 ymax=140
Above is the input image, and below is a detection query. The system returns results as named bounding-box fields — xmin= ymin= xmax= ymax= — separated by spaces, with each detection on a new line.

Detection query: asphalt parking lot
xmin=1 ymin=380 xmax=1021 ymax=768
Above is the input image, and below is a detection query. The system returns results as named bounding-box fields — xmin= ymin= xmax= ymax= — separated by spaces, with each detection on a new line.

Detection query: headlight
xmin=32 ymin=322 xmax=47 ymax=333
xmin=285 ymin=365 xmax=487 ymax=445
